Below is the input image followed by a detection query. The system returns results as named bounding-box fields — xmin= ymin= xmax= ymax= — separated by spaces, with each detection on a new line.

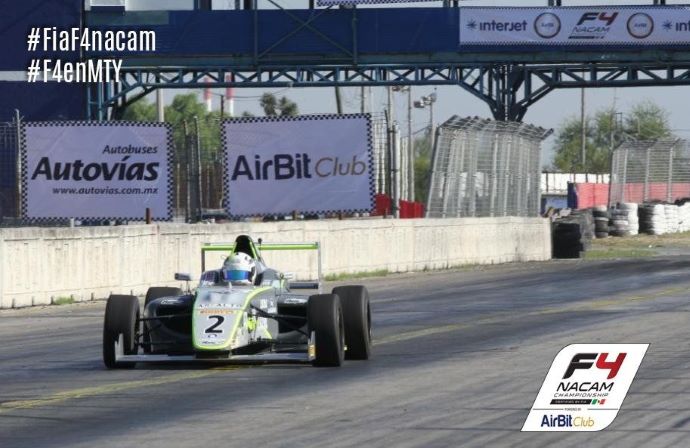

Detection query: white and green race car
xmin=102 ymin=235 xmax=371 ymax=368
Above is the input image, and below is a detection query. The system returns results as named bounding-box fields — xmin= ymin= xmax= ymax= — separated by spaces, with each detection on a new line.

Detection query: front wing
xmin=114 ymin=334 xmax=316 ymax=364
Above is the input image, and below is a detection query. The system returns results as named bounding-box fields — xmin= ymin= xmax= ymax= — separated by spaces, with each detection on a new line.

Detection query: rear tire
xmin=143 ymin=287 xmax=183 ymax=353
xmin=308 ymin=294 xmax=345 ymax=367
xmin=332 ymin=285 xmax=371 ymax=360
xmin=103 ymin=294 xmax=140 ymax=369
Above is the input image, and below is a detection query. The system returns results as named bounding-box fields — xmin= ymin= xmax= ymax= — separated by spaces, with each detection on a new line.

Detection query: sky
xmin=152 ymin=0 xmax=690 ymax=167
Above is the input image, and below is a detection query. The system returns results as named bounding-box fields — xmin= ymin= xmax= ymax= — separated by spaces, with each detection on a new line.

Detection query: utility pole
xmin=429 ymin=93 xmax=435 ymax=153
xmin=360 ymin=86 xmax=366 ymax=114
xmin=580 ymin=88 xmax=586 ymax=172
xmin=335 ymin=87 xmax=343 ymax=114
xmin=194 ymin=116 xmax=203 ymax=221
xmin=407 ymin=87 xmax=414 ymax=201
xmin=387 ymin=86 xmax=394 ymax=127
xmin=156 ymin=81 xmax=164 ymax=122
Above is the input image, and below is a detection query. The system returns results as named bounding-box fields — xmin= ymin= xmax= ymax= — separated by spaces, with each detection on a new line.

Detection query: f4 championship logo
xmin=522 ymin=344 xmax=649 ymax=432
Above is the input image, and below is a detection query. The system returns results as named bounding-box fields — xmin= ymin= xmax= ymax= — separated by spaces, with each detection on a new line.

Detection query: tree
xmin=260 ymin=93 xmax=299 ymax=116
xmin=121 ymin=98 xmax=156 ymax=122
xmin=623 ymin=101 xmax=672 ymax=141
xmin=413 ymin=133 xmax=433 ymax=202
xmin=164 ymin=93 xmax=221 ymax=158
xmin=551 ymin=101 xmax=674 ymax=173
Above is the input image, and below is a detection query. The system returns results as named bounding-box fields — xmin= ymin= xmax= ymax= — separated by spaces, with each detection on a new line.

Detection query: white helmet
xmin=222 ymin=252 xmax=256 ymax=285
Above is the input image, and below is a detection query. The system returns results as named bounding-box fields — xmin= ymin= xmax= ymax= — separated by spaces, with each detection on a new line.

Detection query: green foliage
xmin=260 ymin=93 xmax=299 ymax=116
xmin=165 ymin=94 xmax=220 ymax=158
xmin=121 ymin=99 xmax=156 ymax=122
xmin=414 ymin=133 xmax=433 ymax=202
xmin=53 ymin=296 xmax=75 ymax=305
xmin=624 ymin=101 xmax=673 ymax=141
xmin=120 ymin=92 xmax=298 ymax=160
xmin=552 ymin=101 xmax=673 ymax=173
xmin=324 ymin=269 xmax=389 ymax=281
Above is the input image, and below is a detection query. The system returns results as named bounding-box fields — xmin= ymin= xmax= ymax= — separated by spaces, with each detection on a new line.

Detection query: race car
xmin=102 ymin=235 xmax=371 ymax=368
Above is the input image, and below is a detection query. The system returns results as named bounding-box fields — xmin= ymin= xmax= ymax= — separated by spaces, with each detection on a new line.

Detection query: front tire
xmin=332 ymin=285 xmax=372 ymax=360
xmin=103 ymin=294 xmax=140 ymax=369
xmin=308 ymin=294 xmax=345 ymax=367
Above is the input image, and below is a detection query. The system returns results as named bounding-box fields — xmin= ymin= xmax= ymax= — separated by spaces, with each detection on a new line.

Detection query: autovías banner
xmin=22 ymin=121 xmax=172 ymax=222
xmin=460 ymin=7 xmax=690 ymax=46
xmin=221 ymin=114 xmax=374 ymax=218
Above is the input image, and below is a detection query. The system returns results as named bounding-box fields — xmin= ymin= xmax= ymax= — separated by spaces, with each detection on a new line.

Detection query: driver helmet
xmin=222 ymin=252 xmax=256 ymax=285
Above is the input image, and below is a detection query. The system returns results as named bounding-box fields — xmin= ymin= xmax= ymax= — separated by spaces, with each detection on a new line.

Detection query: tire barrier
xmin=665 ymin=204 xmax=680 ymax=234
xmin=609 ymin=203 xmax=638 ymax=237
xmin=639 ymin=203 xmax=666 ymax=235
xmin=592 ymin=205 xmax=609 ymax=239
xmin=677 ymin=200 xmax=690 ymax=232
xmin=552 ymin=209 xmax=593 ymax=258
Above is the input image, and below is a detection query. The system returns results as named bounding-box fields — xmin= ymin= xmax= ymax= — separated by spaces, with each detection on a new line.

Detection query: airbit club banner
xmin=460 ymin=7 xmax=690 ymax=46
xmin=21 ymin=122 xmax=172 ymax=221
xmin=221 ymin=114 xmax=374 ymax=218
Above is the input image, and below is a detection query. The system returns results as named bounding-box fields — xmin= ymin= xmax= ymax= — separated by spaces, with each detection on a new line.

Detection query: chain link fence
xmin=0 ymin=116 xmax=20 ymax=223
xmin=609 ymin=139 xmax=690 ymax=205
xmin=426 ymin=117 xmax=550 ymax=218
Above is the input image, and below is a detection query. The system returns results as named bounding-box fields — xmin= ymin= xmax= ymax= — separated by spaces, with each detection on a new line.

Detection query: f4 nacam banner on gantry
xmin=22 ymin=122 xmax=172 ymax=222
xmin=460 ymin=7 xmax=690 ymax=46
xmin=221 ymin=114 xmax=374 ymax=218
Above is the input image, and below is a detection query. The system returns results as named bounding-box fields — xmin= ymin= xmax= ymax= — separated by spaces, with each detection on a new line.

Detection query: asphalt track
xmin=1 ymin=257 xmax=689 ymax=448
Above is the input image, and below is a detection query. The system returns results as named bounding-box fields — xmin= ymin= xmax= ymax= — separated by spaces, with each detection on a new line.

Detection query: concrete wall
xmin=0 ymin=217 xmax=551 ymax=308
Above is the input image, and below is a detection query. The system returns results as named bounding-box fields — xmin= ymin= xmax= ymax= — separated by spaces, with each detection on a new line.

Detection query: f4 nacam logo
xmin=522 ymin=344 xmax=648 ymax=432
xmin=569 ymin=11 xmax=618 ymax=40
xmin=564 ymin=352 xmax=626 ymax=379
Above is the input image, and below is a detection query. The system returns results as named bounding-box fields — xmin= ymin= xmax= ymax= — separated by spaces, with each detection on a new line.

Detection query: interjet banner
xmin=22 ymin=122 xmax=172 ymax=221
xmin=221 ymin=114 xmax=374 ymax=218
xmin=460 ymin=7 xmax=690 ymax=46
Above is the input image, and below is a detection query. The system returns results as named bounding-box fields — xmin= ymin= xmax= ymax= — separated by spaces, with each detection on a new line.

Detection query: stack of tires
xmin=621 ymin=203 xmax=639 ymax=236
xmin=593 ymin=206 xmax=609 ymax=238
xmin=552 ymin=221 xmax=584 ymax=258
xmin=665 ymin=204 xmax=680 ymax=234
xmin=677 ymin=201 xmax=690 ymax=232
xmin=639 ymin=203 xmax=666 ymax=235
xmin=552 ymin=210 xmax=592 ymax=258
xmin=609 ymin=208 xmax=631 ymax=237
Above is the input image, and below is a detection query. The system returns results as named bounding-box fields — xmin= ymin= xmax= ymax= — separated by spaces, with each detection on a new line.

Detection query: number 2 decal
xmin=205 ymin=315 xmax=225 ymax=334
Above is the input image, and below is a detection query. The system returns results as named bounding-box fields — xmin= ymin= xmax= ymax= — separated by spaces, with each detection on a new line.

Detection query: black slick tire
xmin=103 ymin=294 xmax=140 ymax=369
xmin=332 ymin=285 xmax=371 ymax=360
xmin=308 ymin=294 xmax=345 ymax=367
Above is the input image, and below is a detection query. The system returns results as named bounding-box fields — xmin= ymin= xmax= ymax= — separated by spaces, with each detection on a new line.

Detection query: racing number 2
xmin=205 ymin=315 xmax=225 ymax=334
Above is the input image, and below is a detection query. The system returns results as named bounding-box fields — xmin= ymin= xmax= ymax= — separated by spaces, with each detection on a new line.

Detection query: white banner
xmin=222 ymin=114 xmax=374 ymax=218
xmin=22 ymin=122 xmax=172 ymax=221
xmin=460 ymin=7 xmax=690 ymax=46
xmin=522 ymin=344 xmax=649 ymax=432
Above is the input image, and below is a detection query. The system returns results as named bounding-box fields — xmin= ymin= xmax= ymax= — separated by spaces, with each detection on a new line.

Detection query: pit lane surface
xmin=1 ymin=258 xmax=689 ymax=448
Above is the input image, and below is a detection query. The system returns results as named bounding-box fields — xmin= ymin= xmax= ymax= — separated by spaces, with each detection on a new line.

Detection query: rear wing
xmin=200 ymin=241 xmax=323 ymax=291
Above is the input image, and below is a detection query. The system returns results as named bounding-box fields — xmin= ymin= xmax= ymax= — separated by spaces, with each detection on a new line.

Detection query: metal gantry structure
xmin=86 ymin=1 xmax=690 ymax=121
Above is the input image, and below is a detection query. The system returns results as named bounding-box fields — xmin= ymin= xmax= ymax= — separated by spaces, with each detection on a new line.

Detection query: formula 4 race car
xmin=102 ymin=235 xmax=371 ymax=368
